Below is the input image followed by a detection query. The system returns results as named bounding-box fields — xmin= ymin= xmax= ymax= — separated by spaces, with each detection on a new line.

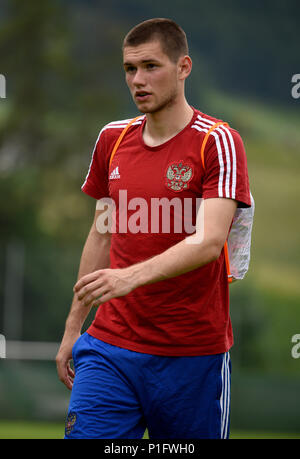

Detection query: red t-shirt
xmin=81 ymin=108 xmax=251 ymax=356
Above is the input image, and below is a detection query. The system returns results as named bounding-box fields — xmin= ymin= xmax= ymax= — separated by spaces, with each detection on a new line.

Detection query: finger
xmin=65 ymin=364 xmax=75 ymax=389
xmin=76 ymin=277 xmax=105 ymax=301
xmin=74 ymin=270 xmax=103 ymax=292
xmin=57 ymin=362 xmax=73 ymax=390
xmin=65 ymin=375 xmax=74 ymax=390
xmin=81 ymin=286 xmax=110 ymax=307
xmin=67 ymin=362 xmax=75 ymax=379
xmin=97 ymin=291 xmax=114 ymax=304
xmin=73 ymin=272 xmax=99 ymax=292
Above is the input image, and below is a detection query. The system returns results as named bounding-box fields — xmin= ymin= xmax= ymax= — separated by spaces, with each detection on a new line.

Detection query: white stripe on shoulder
xmin=221 ymin=125 xmax=237 ymax=199
xmin=81 ymin=116 xmax=144 ymax=190
xmin=105 ymin=116 xmax=145 ymax=130
xmin=109 ymin=118 xmax=134 ymax=125
xmin=191 ymin=115 xmax=237 ymax=199
xmin=196 ymin=115 xmax=215 ymax=126
xmin=81 ymin=127 xmax=105 ymax=190
xmin=191 ymin=120 xmax=225 ymax=197
xmin=216 ymin=126 xmax=231 ymax=198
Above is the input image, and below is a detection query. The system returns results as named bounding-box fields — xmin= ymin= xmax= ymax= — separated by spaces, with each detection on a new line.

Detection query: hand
xmin=56 ymin=334 xmax=79 ymax=390
xmin=73 ymin=268 xmax=138 ymax=308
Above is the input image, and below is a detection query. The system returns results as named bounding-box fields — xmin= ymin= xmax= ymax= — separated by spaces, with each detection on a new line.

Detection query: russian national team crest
xmin=165 ymin=161 xmax=193 ymax=192
xmin=65 ymin=412 xmax=77 ymax=436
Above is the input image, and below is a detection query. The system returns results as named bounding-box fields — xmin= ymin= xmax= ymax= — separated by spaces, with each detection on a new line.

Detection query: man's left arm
xmin=74 ymin=198 xmax=237 ymax=307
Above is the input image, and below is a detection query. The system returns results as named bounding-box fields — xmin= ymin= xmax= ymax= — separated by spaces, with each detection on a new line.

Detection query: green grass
xmin=0 ymin=421 xmax=64 ymax=439
xmin=0 ymin=421 xmax=298 ymax=439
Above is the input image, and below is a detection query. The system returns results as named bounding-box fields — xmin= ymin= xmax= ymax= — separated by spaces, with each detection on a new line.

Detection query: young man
xmin=56 ymin=18 xmax=251 ymax=439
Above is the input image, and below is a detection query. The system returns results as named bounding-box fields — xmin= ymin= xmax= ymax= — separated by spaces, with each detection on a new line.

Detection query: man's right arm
xmin=56 ymin=204 xmax=111 ymax=389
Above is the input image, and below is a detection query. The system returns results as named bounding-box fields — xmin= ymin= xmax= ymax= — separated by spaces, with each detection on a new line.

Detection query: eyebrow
xmin=123 ymin=58 xmax=160 ymax=66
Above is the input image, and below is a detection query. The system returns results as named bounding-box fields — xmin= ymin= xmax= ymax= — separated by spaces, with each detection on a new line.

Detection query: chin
xmin=135 ymin=101 xmax=153 ymax=113
xmin=136 ymin=106 xmax=148 ymax=114
xmin=136 ymin=103 xmax=163 ymax=115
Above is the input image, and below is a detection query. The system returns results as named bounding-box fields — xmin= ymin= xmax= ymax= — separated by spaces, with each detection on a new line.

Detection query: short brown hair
xmin=123 ymin=18 xmax=189 ymax=63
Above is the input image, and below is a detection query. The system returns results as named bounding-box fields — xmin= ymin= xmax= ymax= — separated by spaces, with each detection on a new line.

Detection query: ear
xmin=178 ymin=55 xmax=192 ymax=80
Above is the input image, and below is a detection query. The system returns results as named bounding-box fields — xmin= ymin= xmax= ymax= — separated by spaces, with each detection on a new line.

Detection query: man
xmin=56 ymin=18 xmax=251 ymax=439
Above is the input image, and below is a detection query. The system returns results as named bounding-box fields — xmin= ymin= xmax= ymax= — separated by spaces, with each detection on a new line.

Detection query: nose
xmin=132 ymin=68 xmax=146 ymax=87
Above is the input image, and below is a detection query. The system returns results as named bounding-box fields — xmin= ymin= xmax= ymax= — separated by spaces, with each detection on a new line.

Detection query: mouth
xmin=135 ymin=91 xmax=152 ymax=102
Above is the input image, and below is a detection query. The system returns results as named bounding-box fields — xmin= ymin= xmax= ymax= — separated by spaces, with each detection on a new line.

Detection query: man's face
xmin=123 ymin=40 xmax=180 ymax=114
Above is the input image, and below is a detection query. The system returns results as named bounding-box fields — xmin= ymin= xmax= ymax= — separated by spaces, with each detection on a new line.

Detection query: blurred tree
xmin=0 ymin=0 xmax=73 ymax=163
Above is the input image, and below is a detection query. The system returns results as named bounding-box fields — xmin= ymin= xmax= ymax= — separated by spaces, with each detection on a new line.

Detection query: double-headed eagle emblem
xmin=165 ymin=161 xmax=193 ymax=192
xmin=65 ymin=412 xmax=77 ymax=435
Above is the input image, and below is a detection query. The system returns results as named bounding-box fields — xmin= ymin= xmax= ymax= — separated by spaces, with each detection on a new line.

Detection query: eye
xmin=146 ymin=63 xmax=157 ymax=70
xmin=125 ymin=65 xmax=136 ymax=74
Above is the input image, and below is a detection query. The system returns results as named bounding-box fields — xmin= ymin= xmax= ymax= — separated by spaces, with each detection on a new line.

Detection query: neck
xmin=143 ymin=97 xmax=194 ymax=147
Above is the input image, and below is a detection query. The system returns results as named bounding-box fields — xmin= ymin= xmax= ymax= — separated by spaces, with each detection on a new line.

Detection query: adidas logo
xmin=109 ymin=166 xmax=120 ymax=180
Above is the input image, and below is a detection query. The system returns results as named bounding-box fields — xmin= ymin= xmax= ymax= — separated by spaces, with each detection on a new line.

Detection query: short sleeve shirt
xmin=81 ymin=108 xmax=251 ymax=356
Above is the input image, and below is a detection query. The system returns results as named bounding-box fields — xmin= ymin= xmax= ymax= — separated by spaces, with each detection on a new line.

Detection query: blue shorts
xmin=64 ymin=332 xmax=231 ymax=439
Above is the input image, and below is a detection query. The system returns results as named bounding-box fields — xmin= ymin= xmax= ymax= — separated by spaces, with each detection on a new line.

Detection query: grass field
xmin=0 ymin=421 xmax=299 ymax=439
